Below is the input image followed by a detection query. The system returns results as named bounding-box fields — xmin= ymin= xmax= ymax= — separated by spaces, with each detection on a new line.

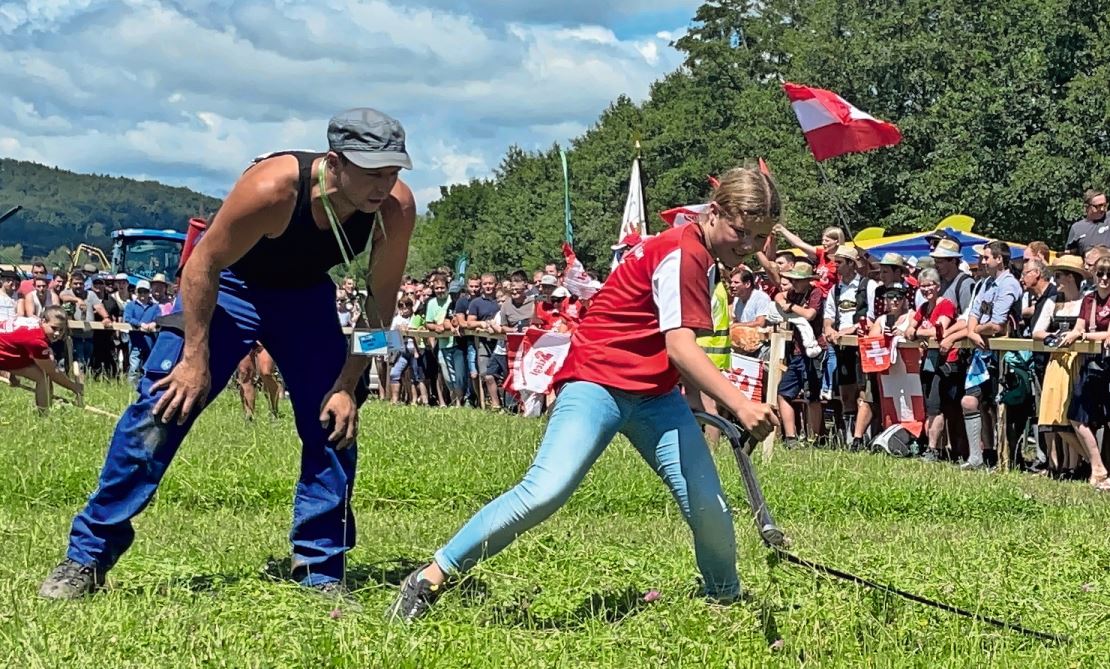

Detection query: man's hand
xmin=825 ymin=329 xmax=840 ymax=344
xmin=726 ymin=397 xmax=778 ymax=442
xmin=319 ymin=388 xmax=358 ymax=449
xmin=774 ymin=292 xmax=789 ymax=309
xmin=151 ymin=357 xmax=211 ymax=425
xmin=968 ymin=332 xmax=988 ymax=350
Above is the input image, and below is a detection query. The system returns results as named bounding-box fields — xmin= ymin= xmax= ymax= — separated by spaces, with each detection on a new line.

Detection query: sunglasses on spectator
xmin=1098 ymin=270 xmax=1110 ymax=279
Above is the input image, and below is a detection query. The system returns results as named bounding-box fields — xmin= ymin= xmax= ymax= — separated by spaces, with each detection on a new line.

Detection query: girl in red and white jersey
xmin=391 ymin=167 xmax=782 ymax=620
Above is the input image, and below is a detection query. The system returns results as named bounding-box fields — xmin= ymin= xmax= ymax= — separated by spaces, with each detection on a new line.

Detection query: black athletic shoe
xmin=387 ymin=565 xmax=443 ymax=621
xmin=39 ymin=558 xmax=105 ymax=600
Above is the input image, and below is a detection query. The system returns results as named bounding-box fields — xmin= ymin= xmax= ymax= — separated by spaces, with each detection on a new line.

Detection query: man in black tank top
xmin=41 ymin=109 xmax=418 ymax=599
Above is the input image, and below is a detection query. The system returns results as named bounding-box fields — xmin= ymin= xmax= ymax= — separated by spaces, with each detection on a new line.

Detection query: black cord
xmin=771 ymin=548 xmax=1069 ymax=644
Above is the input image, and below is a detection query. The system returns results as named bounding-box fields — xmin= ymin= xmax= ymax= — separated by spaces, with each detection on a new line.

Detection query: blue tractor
xmin=109 ymin=228 xmax=187 ymax=285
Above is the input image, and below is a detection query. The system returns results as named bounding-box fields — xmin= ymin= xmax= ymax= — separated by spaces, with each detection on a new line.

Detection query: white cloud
xmin=2 ymin=1 xmax=690 ymax=209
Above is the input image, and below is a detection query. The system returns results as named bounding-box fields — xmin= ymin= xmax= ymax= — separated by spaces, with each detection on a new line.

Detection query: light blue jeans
xmin=438 ymin=345 xmax=466 ymax=392
xmin=434 ymin=381 xmax=740 ymax=599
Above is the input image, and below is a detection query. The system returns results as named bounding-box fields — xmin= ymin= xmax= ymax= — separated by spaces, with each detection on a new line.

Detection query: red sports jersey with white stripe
xmin=554 ymin=223 xmax=715 ymax=394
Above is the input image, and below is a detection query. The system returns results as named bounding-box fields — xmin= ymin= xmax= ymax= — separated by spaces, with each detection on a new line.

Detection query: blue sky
xmin=0 ymin=0 xmax=699 ymax=209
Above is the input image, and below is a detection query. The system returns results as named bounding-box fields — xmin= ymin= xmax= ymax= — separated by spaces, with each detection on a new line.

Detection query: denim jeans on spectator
xmin=438 ymin=345 xmax=466 ymax=391
xmin=821 ymin=343 xmax=838 ymax=395
xmin=127 ymin=345 xmax=147 ymax=388
xmin=390 ymin=350 xmax=423 ymax=383
xmin=433 ymin=380 xmax=740 ymax=599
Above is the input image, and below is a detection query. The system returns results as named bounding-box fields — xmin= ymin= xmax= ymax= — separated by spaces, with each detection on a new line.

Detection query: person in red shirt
xmin=0 ymin=306 xmax=83 ymax=410
xmin=771 ymin=225 xmax=844 ymax=299
xmin=905 ymin=268 xmax=958 ymax=462
xmin=390 ymin=167 xmax=782 ymax=620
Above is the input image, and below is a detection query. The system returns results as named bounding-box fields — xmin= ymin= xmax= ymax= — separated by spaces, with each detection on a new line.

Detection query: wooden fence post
xmin=761 ymin=331 xmax=787 ymax=459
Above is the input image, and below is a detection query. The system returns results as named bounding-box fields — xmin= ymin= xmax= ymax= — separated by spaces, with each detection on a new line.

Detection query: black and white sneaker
xmin=386 ymin=565 xmax=443 ymax=621
xmin=39 ymin=558 xmax=105 ymax=600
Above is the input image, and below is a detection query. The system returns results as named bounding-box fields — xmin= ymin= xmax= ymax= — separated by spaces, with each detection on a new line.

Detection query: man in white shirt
xmin=729 ymin=267 xmax=770 ymax=327
xmin=822 ymin=246 xmax=869 ymax=448
xmin=0 ymin=268 xmax=19 ymax=321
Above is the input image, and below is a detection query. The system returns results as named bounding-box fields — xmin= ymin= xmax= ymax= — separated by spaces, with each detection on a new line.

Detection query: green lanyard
xmin=318 ymin=159 xmax=386 ymax=328
xmin=317 ymin=159 xmax=385 ymax=279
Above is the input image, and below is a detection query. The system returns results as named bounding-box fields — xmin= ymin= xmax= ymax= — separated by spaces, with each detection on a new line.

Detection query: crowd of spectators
xmin=715 ymin=187 xmax=1110 ymax=487
xmin=365 ymin=263 xmax=587 ymax=414
xmin=5 ymin=188 xmax=1110 ymax=489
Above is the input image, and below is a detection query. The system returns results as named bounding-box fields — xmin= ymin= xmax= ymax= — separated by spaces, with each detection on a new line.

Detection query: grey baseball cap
xmin=327 ymin=108 xmax=412 ymax=169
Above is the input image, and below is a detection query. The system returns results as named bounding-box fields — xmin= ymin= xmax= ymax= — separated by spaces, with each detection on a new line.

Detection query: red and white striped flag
xmin=783 ymin=82 xmax=902 ymax=161
xmin=876 ymin=339 xmax=925 ymax=437
xmin=504 ymin=327 xmax=572 ymax=396
xmin=562 ymin=243 xmax=601 ymax=300
xmin=723 ymin=353 xmax=765 ymax=402
xmin=659 ymin=203 xmax=709 ymax=228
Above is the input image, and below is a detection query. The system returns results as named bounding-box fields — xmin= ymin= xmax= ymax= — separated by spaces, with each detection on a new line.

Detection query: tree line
xmin=409 ymin=0 xmax=1110 ymax=275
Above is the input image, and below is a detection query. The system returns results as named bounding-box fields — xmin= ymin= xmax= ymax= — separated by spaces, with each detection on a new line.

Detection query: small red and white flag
xmin=877 ymin=340 xmax=925 ymax=437
xmin=858 ymin=335 xmax=891 ymax=373
xmin=504 ymin=327 xmax=572 ymax=396
xmin=659 ymin=203 xmax=710 ymax=228
xmin=723 ymin=353 xmax=765 ymax=402
xmin=783 ymin=82 xmax=902 ymax=161
xmin=562 ymin=243 xmax=601 ymax=300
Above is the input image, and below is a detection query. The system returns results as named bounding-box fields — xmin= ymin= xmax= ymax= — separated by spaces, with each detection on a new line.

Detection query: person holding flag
xmin=389 ymin=166 xmax=781 ymax=620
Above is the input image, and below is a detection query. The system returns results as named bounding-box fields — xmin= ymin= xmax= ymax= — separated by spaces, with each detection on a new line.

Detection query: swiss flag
xmin=858 ymin=335 xmax=891 ymax=373
xmin=723 ymin=353 xmax=765 ymax=402
xmin=503 ymin=327 xmax=572 ymax=396
xmin=783 ymin=82 xmax=902 ymax=161
xmin=877 ymin=343 xmax=925 ymax=437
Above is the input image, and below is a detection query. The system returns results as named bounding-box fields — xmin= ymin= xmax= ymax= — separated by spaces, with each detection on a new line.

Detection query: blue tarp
xmin=857 ymin=228 xmax=1026 ymax=265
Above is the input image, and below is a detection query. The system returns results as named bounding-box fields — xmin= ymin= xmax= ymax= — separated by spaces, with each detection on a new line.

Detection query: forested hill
xmin=0 ymin=158 xmax=222 ymax=257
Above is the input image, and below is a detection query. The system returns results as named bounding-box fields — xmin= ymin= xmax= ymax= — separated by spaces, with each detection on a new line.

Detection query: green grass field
xmin=1 ymin=381 xmax=1108 ymax=667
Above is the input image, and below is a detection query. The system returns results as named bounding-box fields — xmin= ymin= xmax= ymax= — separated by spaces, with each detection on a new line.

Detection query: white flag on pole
xmin=611 ymin=151 xmax=648 ymax=269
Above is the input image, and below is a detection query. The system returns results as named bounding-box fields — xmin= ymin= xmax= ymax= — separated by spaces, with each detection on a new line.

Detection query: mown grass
xmin=1 ymin=381 xmax=1108 ymax=667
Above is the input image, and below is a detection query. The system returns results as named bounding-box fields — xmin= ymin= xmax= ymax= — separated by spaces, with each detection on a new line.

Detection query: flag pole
xmin=814 ymin=160 xmax=856 ymax=240
xmin=635 ymin=138 xmax=647 ymax=235
xmin=559 ymin=148 xmax=573 ymax=245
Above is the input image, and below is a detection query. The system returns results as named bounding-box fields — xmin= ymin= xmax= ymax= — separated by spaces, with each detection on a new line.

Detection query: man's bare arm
xmin=151 ymin=155 xmax=297 ymax=424
xmin=178 ymin=157 xmax=298 ymax=365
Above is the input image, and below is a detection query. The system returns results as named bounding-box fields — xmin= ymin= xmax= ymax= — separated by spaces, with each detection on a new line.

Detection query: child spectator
xmin=0 ymin=306 xmax=83 ymax=409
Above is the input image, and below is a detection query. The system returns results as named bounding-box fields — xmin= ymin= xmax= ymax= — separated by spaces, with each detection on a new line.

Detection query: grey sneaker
xmin=39 ymin=558 xmax=105 ymax=599
xmin=922 ymin=449 xmax=941 ymax=463
xmin=386 ymin=565 xmax=443 ymax=621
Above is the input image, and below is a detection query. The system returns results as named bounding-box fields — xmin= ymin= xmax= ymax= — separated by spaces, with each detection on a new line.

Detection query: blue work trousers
xmin=67 ymin=271 xmax=356 ymax=586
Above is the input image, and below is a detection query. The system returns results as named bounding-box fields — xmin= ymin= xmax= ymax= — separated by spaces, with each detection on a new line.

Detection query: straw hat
xmin=929 ymin=239 xmax=962 ymax=259
xmin=833 ymin=246 xmax=859 ymax=262
xmin=877 ymin=252 xmax=905 ymax=268
xmin=1049 ymin=255 xmax=1092 ymax=281
xmin=782 ymin=262 xmax=816 ymax=281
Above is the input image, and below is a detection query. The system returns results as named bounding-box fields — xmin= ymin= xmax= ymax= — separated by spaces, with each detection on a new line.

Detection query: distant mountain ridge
xmin=0 ymin=158 xmax=223 ymax=258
